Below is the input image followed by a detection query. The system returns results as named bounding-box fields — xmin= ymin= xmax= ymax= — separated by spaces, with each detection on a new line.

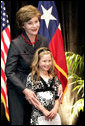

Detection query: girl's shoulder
xmin=49 ymin=75 xmax=58 ymax=81
xmin=27 ymin=73 xmax=37 ymax=82
xmin=27 ymin=73 xmax=32 ymax=81
xmin=54 ymin=76 xmax=61 ymax=85
xmin=55 ymin=76 xmax=59 ymax=81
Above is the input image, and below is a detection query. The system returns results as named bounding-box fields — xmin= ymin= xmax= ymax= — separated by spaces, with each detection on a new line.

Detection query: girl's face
xmin=22 ymin=17 xmax=40 ymax=36
xmin=38 ymin=54 xmax=52 ymax=72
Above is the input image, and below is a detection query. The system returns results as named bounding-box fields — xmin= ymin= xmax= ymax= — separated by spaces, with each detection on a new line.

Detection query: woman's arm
xmin=5 ymin=41 xmax=25 ymax=93
xmin=5 ymin=41 xmax=41 ymax=108
xmin=23 ymin=88 xmax=39 ymax=106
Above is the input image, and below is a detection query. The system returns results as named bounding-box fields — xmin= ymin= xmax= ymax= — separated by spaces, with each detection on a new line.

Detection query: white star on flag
xmin=41 ymin=5 xmax=57 ymax=28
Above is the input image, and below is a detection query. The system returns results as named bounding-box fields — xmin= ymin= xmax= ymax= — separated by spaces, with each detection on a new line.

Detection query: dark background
xmin=4 ymin=0 xmax=84 ymax=55
xmin=1 ymin=0 xmax=84 ymax=125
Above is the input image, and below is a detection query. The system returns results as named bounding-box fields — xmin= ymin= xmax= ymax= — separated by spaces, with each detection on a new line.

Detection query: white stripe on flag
xmin=1 ymin=40 xmax=7 ymax=62
xmin=2 ymin=28 xmax=10 ymax=49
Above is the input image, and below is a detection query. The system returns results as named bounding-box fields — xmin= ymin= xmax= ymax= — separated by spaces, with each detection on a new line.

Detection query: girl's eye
xmin=28 ymin=22 xmax=32 ymax=25
xmin=42 ymin=60 xmax=46 ymax=62
xmin=49 ymin=60 xmax=51 ymax=62
xmin=43 ymin=60 xmax=46 ymax=62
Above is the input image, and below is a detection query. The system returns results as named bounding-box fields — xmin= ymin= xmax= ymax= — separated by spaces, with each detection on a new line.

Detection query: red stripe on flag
xmin=1 ymin=32 xmax=9 ymax=54
xmin=1 ymin=50 xmax=6 ymax=65
xmin=5 ymin=27 xmax=11 ymax=41
xmin=1 ymin=68 xmax=8 ymax=101
xmin=1 ymin=1 xmax=10 ymax=121
xmin=49 ymin=28 xmax=67 ymax=72
xmin=55 ymin=68 xmax=68 ymax=92
xmin=1 ymin=87 xmax=7 ymax=105
xmin=49 ymin=28 xmax=68 ymax=93
xmin=1 ymin=87 xmax=9 ymax=115
xmin=1 ymin=68 xmax=6 ymax=84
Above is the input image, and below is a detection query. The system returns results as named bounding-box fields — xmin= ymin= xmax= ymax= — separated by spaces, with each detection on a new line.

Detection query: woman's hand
xmin=23 ymin=88 xmax=40 ymax=108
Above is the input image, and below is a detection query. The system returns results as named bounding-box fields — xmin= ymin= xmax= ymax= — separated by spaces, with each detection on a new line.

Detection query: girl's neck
xmin=39 ymin=70 xmax=51 ymax=79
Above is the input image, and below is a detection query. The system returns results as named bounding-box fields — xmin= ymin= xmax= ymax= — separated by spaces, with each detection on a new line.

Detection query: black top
xmin=26 ymin=73 xmax=60 ymax=100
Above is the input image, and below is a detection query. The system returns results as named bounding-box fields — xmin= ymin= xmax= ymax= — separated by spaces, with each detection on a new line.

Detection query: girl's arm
xmin=58 ymin=84 xmax=63 ymax=102
xmin=26 ymin=74 xmax=50 ymax=117
xmin=46 ymin=76 xmax=61 ymax=120
xmin=35 ymin=101 xmax=50 ymax=117
xmin=47 ymin=99 xmax=60 ymax=120
xmin=24 ymin=88 xmax=50 ymax=117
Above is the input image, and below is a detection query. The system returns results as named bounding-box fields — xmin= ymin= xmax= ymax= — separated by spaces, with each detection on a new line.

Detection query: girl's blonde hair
xmin=31 ymin=47 xmax=56 ymax=84
xmin=16 ymin=5 xmax=41 ymax=29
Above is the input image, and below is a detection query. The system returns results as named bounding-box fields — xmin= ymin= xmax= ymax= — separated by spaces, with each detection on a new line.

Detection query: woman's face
xmin=23 ymin=17 xmax=40 ymax=36
xmin=38 ymin=54 xmax=52 ymax=72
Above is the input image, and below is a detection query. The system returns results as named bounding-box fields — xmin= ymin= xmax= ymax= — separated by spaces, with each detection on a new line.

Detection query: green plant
xmin=65 ymin=52 xmax=84 ymax=124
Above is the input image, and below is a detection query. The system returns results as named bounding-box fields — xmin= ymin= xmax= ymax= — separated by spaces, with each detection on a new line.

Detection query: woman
xmin=26 ymin=47 xmax=61 ymax=125
xmin=5 ymin=5 xmax=48 ymax=125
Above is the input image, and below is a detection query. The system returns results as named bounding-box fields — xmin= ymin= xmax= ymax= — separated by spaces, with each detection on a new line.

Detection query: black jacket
xmin=5 ymin=32 xmax=48 ymax=125
xmin=5 ymin=32 xmax=48 ymax=93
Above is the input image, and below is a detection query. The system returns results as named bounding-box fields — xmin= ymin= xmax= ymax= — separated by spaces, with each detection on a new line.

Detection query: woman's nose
xmin=32 ymin=23 xmax=37 ymax=27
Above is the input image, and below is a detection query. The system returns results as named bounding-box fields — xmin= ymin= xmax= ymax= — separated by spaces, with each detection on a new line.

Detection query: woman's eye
xmin=35 ymin=20 xmax=38 ymax=23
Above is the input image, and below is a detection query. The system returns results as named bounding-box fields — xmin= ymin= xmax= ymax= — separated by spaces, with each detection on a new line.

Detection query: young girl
xmin=26 ymin=47 xmax=61 ymax=125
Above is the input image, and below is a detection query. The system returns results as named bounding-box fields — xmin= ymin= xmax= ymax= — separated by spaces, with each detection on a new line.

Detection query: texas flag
xmin=38 ymin=1 xmax=68 ymax=98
